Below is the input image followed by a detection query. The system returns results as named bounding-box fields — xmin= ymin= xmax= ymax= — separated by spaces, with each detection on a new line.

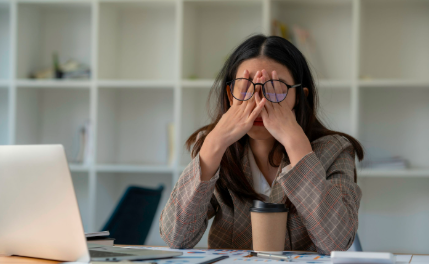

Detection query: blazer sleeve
xmin=276 ymin=136 xmax=362 ymax=255
xmin=159 ymin=151 xmax=220 ymax=248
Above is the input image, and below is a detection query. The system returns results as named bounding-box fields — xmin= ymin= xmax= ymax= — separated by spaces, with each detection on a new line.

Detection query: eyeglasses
xmin=226 ymin=78 xmax=301 ymax=103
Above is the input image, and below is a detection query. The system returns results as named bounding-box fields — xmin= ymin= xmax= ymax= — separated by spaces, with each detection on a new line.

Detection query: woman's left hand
xmin=255 ymin=69 xmax=313 ymax=167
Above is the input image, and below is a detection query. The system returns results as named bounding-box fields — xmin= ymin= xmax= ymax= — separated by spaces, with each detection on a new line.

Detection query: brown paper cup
xmin=250 ymin=200 xmax=289 ymax=253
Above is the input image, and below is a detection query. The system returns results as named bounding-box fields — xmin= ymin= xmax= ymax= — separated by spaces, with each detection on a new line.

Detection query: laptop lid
xmin=0 ymin=145 xmax=90 ymax=262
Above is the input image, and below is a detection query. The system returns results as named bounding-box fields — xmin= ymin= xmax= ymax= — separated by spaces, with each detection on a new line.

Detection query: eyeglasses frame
xmin=226 ymin=78 xmax=302 ymax=103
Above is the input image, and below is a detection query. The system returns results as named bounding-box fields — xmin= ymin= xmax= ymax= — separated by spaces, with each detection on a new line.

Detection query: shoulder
xmin=310 ymin=134 xmax=355 ymax=169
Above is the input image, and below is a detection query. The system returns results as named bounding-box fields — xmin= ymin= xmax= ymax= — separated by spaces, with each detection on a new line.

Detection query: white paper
xmin=123 ymin=247 xmax=331 ymax=264
xmin=395 ymin=255 xmax=412 ymax=263
xmin=411 ymin=255 xmax=429 ymax=263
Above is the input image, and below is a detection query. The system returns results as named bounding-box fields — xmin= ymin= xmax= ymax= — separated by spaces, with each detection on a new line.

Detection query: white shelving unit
xmin=1 ymin=0 xmax=428 ymax=252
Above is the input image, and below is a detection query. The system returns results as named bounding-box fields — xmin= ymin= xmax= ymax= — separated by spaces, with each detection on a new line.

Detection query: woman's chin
xmin=247 ymin=126 xmax=273 ymax=140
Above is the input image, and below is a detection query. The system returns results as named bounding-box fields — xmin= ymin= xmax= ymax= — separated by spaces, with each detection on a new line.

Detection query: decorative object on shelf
xmin=53 ymin=52 xmax=63 ymax=79
xmin=168 ymin=123 xmax=175 ymax=165
xmin=30 ymin=53 xmax=91 ymax=80
xmin=361 ymin=156 xmax=410 ymax=170
xmin=72 ymin=119 xmax=92 ymax=165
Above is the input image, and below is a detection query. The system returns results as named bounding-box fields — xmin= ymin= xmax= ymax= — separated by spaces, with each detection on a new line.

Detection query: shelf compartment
xmin=15 ymin=87 xmax=90 ymax=162
xmin=16 ymin=2 xmax=92 ymax=79
xmin=71 ymin=171 xmax=90 ymax=232
xmin=0 ymin=88 xmax=9 ymax=145
xmin=271 ymin=0 xmax=353 ymax=81
xmin=0 ymin=1 xmax=10 ymax=80
xmin=359 ymin=87 xmax=429 ymax=170
xmin=317 ymin=88 xmax=352 ymax=136
xmin=98 ymin=1 xmax=176 ymax=80
xmin=180 ymin=87 xmax=212 ymax=167
xmin=360 ymin=0 xmax=429 ymax=81
xmin=182 ymin=0 xmax=263 ymax=80
xmin=97 ymin=87 xmax=174 ymax=166
xmin=95 ymin=172 xmax=172 ymax=245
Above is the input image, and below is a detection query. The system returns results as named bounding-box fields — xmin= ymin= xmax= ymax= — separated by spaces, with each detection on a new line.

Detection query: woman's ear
xmin=226 ymin=85 xmax=233 ymax=105
xmin=296 ymin=87 xmax=309 ymax=105
xmin=303 ymin=87 xmax=309 ymax=97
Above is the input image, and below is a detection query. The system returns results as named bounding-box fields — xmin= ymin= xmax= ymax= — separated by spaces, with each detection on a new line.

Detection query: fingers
xmin=248 ymin=96 xmax=266 ymax=121
xmin=232 ymin=70 xmax=250 ymax=106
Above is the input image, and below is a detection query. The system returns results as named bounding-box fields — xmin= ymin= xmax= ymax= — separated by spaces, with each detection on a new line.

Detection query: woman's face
xmin=232 ymin=57 xmax=303 ymax=141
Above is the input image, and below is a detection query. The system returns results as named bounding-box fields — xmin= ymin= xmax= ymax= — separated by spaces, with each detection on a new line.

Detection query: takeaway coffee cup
xmin=250 ymin=200 xmax=289 ymax=253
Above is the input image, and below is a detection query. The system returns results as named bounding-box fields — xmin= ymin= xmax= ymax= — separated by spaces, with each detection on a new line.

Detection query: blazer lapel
xmin=268 ymin=153 xmax=289 ymax=204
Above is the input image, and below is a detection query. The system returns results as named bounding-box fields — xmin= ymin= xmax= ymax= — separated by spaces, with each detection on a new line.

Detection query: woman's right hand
xmin=198 ymin=70 xmax=266 ymax=181
xmin=210 ymin=70 xmax=266 ymax=150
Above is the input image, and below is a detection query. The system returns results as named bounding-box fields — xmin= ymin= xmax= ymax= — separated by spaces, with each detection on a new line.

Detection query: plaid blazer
xmin=160 ymin=134 xmax=362 ymax=254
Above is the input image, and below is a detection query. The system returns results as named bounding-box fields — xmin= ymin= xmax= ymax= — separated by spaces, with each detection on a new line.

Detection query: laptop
xmin=0 ymin=145 xmax=182 ymax=262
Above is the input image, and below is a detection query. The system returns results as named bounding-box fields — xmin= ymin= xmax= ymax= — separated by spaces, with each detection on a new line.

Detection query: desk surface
xmin=1 ymin=246 xmax=428 ymax=264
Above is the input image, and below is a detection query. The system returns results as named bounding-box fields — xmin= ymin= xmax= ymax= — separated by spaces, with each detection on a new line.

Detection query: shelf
xmin=359 ymin=79 xmax=429 ymax=89
xmin=98 ymin=80 xmax=175 ymax=89
xmin=360 ymin=0 xmax=429 ymax=80
xmin=96 ymin=164 xmax=174 ymax=174
xmin=0 ymin=88 xmax=9 ymax=145
xmin=69 ymin=163 xmax=90 ymax=172
xmin=16 ymin=79 xmax=91 ymax=88
xmin=182 ymin=0 xmax=262 ymax=79
xmin=16 ymin=1 xmax=92 ymax=79
xmin=98 ymin=1 xmax=176 ymax=80
xmin=15 ymin=87 xmax=90 ymax=161
xmin=97 ymin=88 xmax=174 ymax=165
xmin=181 ymin=79 xmax=214 ymax=89
xmin=359 ymin=169 xmax=429 ymax=178
xmin=0 ymin=2 xmax=10 ymax=80
xmin=317 ymin=79 xmax=352 ymax=89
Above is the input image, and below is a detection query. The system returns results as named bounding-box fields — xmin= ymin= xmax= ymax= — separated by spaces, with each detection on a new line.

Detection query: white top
xmin=247 ymin=146 xmax=293 ymax=199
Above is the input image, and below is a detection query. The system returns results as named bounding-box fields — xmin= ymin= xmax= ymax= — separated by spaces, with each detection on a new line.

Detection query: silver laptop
xmin=0 ymin=145 xmax=182 ymax=262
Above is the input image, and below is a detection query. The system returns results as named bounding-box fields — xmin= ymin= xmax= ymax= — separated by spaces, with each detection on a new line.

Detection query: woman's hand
xmin=210 ymin=70 xmax=266 ymax=150
xmin=256 ymin=69 xmax=312 ymax=167
xmin=199 ymin=70 xmax=266 ymax=181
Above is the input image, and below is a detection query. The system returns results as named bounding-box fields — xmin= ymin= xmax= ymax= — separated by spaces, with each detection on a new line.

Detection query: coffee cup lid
xmin=250 ymin=200 xmax=289 ymax=213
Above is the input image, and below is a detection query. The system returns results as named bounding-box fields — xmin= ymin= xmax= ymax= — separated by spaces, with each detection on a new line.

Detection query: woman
xmin=159 ymin=34 xmax=363 ymax=254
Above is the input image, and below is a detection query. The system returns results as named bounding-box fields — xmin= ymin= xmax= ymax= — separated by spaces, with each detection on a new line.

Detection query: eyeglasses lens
xmin=264 ymin=80 xmax=288 ymax=102
xmin=230 ymin=79 xmax=253 ymax=101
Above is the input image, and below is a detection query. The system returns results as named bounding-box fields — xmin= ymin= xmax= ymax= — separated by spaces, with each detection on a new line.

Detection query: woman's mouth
xmin=253 ymin=118 xmax=264 ymax=126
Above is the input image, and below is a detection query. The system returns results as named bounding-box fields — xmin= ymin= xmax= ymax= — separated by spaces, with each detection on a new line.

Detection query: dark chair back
xmin=101 ymin=185 xmax=164 ymax=245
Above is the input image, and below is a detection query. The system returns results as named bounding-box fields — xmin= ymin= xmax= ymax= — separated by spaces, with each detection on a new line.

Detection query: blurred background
xmin=0 ymin=0 xmax=428 ymax=254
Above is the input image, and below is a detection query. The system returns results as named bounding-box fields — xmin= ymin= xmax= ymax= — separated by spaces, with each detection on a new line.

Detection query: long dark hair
xmin=186 ymin=34 xmax=364 ymax=208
